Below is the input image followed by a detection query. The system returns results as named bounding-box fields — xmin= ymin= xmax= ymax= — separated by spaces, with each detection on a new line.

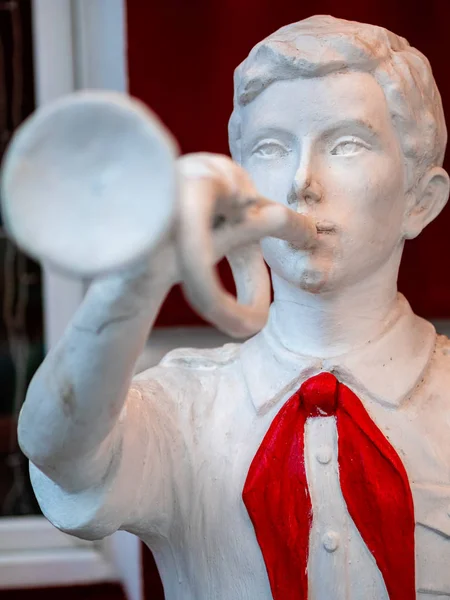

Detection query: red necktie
xmin=243 ymin=372 xmax=415 ymax=600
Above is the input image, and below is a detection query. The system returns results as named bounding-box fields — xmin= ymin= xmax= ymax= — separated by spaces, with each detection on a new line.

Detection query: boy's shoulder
xmin=159 ymin=342 xmax=241 ymax=371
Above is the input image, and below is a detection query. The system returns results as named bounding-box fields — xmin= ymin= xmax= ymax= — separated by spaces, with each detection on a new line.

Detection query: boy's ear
xmin=403 ymin=167 xmax=450 ymax=240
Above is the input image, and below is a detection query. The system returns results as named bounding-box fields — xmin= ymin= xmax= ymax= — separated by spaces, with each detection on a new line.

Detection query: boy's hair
xmin=229 ymin=15 xmax=447 ymax=190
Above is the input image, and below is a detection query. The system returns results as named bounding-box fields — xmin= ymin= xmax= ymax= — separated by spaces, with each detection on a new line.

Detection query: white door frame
xmin=33 ymin=0 xmax=129 ymax=349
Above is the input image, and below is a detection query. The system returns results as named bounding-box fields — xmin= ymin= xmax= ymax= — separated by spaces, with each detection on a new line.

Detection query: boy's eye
xmin=331 ymin=138 xmax=370 ymax=156
xmin=252 ymin=141 xmax=290 ymax=159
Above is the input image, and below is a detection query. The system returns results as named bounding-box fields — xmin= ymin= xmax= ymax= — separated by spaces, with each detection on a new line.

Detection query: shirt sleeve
xmin=29 ymin=372 xmax=182 ymax=541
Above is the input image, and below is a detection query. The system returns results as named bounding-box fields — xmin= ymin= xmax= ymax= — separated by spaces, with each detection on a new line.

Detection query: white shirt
xmin=31 ymin=294 xmax=450 ymax=599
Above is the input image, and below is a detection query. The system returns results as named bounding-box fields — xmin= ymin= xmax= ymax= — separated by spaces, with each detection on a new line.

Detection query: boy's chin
xmin=296 ymin=268 xmax=332 ymax=293
xmin=264 ymin=245 xmax=336 ymax=292
xmin=282 ymin=258 xmax=335 ymax=294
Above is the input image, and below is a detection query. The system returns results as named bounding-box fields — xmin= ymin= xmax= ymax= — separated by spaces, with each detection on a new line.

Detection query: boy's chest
xmin=183 ymin=378 xmax=450 ymax=596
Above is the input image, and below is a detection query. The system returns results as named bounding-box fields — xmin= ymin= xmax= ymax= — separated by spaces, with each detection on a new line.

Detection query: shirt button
xmin=322 ymin=531 xmax=340 ymax=553
xmin=316 ymin=446 xmax=332 ymax=465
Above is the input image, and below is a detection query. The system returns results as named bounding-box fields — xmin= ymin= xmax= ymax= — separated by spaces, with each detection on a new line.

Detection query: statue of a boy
xmin=18 ymin=15 xmax=450 ymax=600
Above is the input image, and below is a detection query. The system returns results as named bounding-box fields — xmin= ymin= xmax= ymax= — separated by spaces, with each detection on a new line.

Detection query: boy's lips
xmin=315 ymin=221 xmax=337 ymax=234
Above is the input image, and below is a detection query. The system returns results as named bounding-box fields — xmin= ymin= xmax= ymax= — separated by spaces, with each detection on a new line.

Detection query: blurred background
xmin=0 ymin=0 xmax=449 ymax=598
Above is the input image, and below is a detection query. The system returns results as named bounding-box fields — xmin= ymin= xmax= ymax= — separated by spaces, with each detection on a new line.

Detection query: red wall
xmin=127 ymin=0 xmax=450 ymax=325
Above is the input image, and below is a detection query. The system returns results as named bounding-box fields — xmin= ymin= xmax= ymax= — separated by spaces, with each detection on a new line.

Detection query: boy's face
xmin=239 ymin=71 xmax=408 ymax=293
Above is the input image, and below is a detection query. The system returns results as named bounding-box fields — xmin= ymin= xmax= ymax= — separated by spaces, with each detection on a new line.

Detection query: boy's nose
xmin=287 ymin=150 xmax=323 ymax=207
xmin=287 ymin=172 xmax=323 ymax=207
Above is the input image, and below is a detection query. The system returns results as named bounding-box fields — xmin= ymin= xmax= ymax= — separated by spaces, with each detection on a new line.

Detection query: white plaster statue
xmin=2 ymin=15 xmax=450 ymax=600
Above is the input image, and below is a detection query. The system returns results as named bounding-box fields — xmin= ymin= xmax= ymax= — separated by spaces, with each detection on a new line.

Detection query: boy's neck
xmin=270 ymin=259 xmax=402 ymax=359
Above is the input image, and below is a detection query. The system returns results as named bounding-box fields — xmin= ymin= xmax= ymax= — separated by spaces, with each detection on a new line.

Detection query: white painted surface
xmin=136 ymin=327 xmax=235 ymax=373
xmin=72 ymin=0 xmax=128 ymax=92
xmin=0 ymin=548 xmax=116 ymax=589
xmin=13 ymin=14 xmax=450 ymax=600
xmin=105 ymin=531 xmax=143 ymax=600
xmin=31 ymin=0 xmax=86 ymax=349
xmin=32 ymin=0 xmax=75 ymax=106
xmin=0 ymin=516 xmax=92 ymax=552
xmin=0 ymin=517 xmax=117 ymax=589
xmin=304 ymin=417 xmax=388 ymax=599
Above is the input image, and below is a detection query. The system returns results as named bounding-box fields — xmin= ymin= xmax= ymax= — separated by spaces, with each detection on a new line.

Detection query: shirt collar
xmin=239 ymin=294 xmax=436 ymax=416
